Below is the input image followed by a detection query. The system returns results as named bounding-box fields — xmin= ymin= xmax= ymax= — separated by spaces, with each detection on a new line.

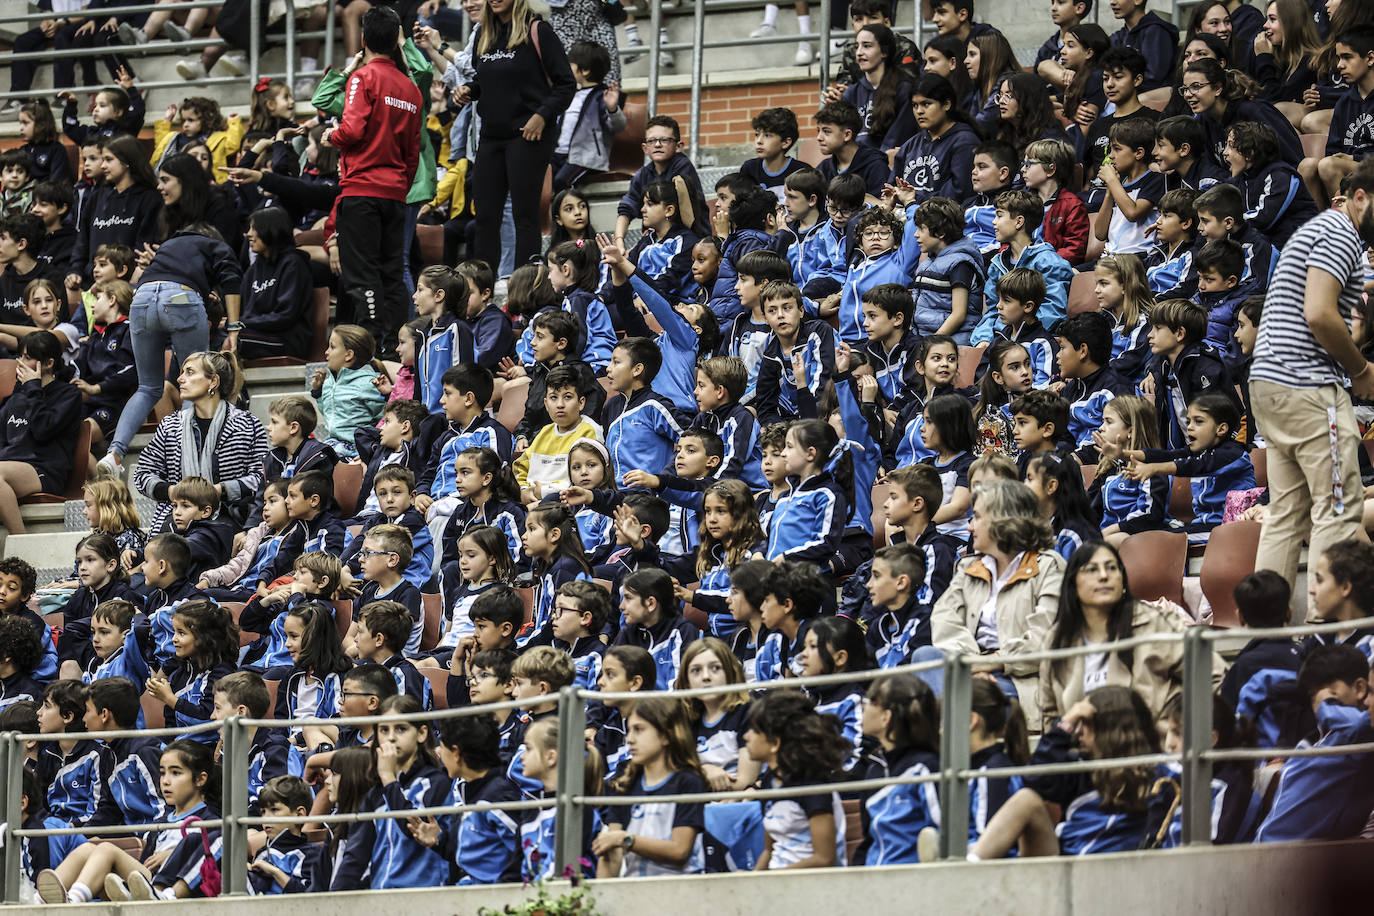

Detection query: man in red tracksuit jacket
xmin=323 ymin=4 xmax=421 ymax=354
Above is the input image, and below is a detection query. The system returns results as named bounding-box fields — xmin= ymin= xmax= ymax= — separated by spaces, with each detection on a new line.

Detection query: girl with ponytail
xmin=1181 ymin=57 xmax=1303 ymax=169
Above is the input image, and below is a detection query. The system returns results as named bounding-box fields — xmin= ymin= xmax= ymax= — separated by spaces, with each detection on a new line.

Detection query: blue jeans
xmin=908 ymin=645 xmax=1019 ymax=703
xmin=110 ymin=282 xmax=209 ymax=456
xmin=401 ymin=202 xmax=421 ymax=297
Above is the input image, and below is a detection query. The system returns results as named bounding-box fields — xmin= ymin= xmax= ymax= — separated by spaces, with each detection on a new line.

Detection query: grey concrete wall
xmin=26 ymin=839 xmax=1369 ymax=915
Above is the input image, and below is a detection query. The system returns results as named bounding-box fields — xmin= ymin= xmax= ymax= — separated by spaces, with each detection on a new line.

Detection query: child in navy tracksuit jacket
xmin=1130 ymin=406 xmax=1256 ymax=543
xmin=248 ymin=435 xmax=338 ymax=530
xmin=615 ymin=147 xmax=710 ymax=242
xmin=604 ymin=255 xmax=711 ymax=416
xmin=74 ymin=305 xmax=136 ymax=439
xmin=754 ymin=311 xmax=837 ymax=426
xmin=610 ymin=569 xmax=701 ymax=690
xmin=1223 ymin=136 xmax=1318 ymax=248
xmin=687 ymin=361 xmax=765 ymax=490
xmin=602 ymin=340 xmax=684 ymax=486
xmin=765 ymin=425 xmax=852 ymax=573
xmin=833 ymin=205 xmax=922 ymax=344
xmin=708 ymin=223 xmax=779 ymax=322
xmin=617 ymin=179 xmax=701 ymax=304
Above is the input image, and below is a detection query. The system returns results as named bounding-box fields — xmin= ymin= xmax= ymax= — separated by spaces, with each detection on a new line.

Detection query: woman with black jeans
xmin=457 ymin=0 xmax=575 ymax=269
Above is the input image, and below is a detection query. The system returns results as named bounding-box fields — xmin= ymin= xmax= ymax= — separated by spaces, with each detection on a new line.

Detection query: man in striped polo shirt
xmin=1251 ymin=158 xmax=1374 ymax=609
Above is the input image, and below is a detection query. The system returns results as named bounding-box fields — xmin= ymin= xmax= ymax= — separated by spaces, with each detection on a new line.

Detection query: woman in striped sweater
xmin=132 ymin=351 xmax=268 ymax=534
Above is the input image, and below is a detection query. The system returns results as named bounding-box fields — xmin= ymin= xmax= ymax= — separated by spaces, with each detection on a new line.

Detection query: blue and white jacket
xmin=1062 ymin=365 xmax=1136 ymax=451
xmin=754 ymin=319 xmax=838 ymax=425
xmin=524 ymin=555 xmax=592 ymax=648
xmin=422 ymin=414 xmax=515 ymax=500
xmin=439 ymin=497 xmax=525 ymax=570
xmin=347 ymin=763 xmax=452 ymax=889
xmin=441 ymin=769 xmax=522 ymax=884
xmin=855 ymin=745 xmax=940 ymax=865
xmin=627 ymin=272 xmax=703 ymax=414
xmin=996 ymin=320 xmax=1057 ymax=387
xmin=692 ymin=400 xmax=764 ymax=490
xmin=611 ymin=612 xmax=701 ymax=690
xmin=603 ymin=387 xmax=683 ymax=485
xmin=975 ymin=241 xmax=1073 ymax=346
xmin=166 ymin=660 xmax=235 ymax=743
xmin=1256 ymin=700 xmax=1374 ymax=843
xmin=791 ymin=218 xmax=849 ymax=297
xmin=755 ymin=620 xmax=809 ymax=682
xmin=38 ymin=738 xmax=109 ymax=826
xmin=418 ymin=314 xmax=475 ymax=414
xmin=86 ymin=735 xmax=165 ymax=827
xmin=836 ymin=205 xmax=922 ymax=342
xmin=708 ymin=229 xmax=778 ymax=322
xmin=808 ymin=680 xmax=864 ymax=771
xmin=1142 ymin=441 xmax=1255 ymax=537
xmin=343 ymin=507 xmax=435 ymax=591
xmin=719 ymin=310 xmax=773 ymax=405
xmin=624 ymin=224 xmax=700 ymax=303
xmin=765 ymin=471 xmax=849 ymax=567
xmin=436 ymin=573 xmax=499 ymax=649
xmin=1093 ymin=465 xmax=1172 ymax=534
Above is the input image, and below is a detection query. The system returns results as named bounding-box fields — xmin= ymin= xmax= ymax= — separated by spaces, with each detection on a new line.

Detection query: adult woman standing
xmin=95 ymin=221 xmax=242 ymax=479
xmin=930 ymin=480 xmax=1065 ymax=728
xmin=131 ymin=351 xmax=266 ymax=534
xmin=1038 ymin=541 xmax=1226 ymax=733
xmin=458 ymin=0 xmax=575 ymax=269
xmin=157 ymin=153 xmax=241 ymax=257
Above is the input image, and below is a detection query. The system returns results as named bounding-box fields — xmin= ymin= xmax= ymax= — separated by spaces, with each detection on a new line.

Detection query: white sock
xmin=68 ymin=883 xmax=92 ymax=904
xmin=626 ymin=22 xmax=640 ymax=40
xmin=966 ymin=852 xmax=982 ymax=862
xmin=763 ymin=4 xmax=780 ymax=25
xmin=797 ymin=14 xmax=811 ymax=35
xmin=156 ymin=887 xmax=177 ymax=901
xmin=300 ymin=56 xmax=317 ymax=73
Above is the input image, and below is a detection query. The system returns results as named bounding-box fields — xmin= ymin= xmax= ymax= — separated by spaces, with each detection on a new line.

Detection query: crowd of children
xmin=2 ymin=0 xmax=1374 ymax=901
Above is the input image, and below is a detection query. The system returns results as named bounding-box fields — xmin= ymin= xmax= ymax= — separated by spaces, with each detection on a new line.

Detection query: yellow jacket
xmin=514 ymin=417 xmax=603 ymax=495
xmin=150 ymin=115 xmax=246 ymax=182
xmin=426 ymin=113 xmax=466 ymax=215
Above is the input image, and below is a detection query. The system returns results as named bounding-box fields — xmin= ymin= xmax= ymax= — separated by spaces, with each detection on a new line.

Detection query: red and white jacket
xmin=329 ymin=56 xmax=422 ymax=202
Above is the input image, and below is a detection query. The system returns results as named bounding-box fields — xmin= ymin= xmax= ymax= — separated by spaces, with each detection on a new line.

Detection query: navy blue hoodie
xmin=241 ymin=247 xmax=314 ymax=358
xmin=465 ymin=302 xmax=514 ymax=372
xmin=69 ymin=182 xmax=161 ymax=281
xmin=1111 ymin=12 xmax=1180 ymax=91
xmin=818 ymin=143 xmax=891 ymax=197
xmin=889 ymin=121 xmax=980 ymax=203
xmin=616 ymin=151 xmax=710 ymax=237
xmin=74 ymin=318 xmax=136 ymax=416
xmin=0 ymin=376 xmax=82 ymax=487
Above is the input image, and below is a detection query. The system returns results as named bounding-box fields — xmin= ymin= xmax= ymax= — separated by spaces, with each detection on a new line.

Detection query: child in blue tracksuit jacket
xmin=1224 ymin=142 xmax=1318 ymax=249
xmin=709 ymin=210 xmax=780 ymax=322
xmin=84 ymin=682 xmax=166 ymax=828
xmin=1257 ymin=653 xmax=1374 ymax=843
xmin=1059 ymin=321 xmax=1138 ymax=455
xmin=602 ymin=338 xmax=684 ymax=485
xmin=526 ymin=246 xmax=617 ymax=371
xmin=336 ymin=700 xmax=452 ymax=889
xmin=617 ymin=179 xmax=701 ymax=303
xmin=1130 ymin=392 xmax=1255 ymax=542
xmin=37 ymin=733 xmax=107 ymax=827
xmin=765 ymin=428 xmax=852 ymax=572
xmin=419 ymin=313 xmax=477 ymax=414
xmin=1092 ymin=458 xmax=1172 ymax=537
xmin=689 ymin=363 xmax=765 ymax=490
xmin=611 ymin=570 xmax=702 ymax=690
xmin=975 ymin=239 xmax=1074 ymax=346
xmin=754 ymin=310 xmax=837 ymax=426
xmin=833 ymin=205 xmax=922 ymax=343
xmin=792 ymin=216 xmax=848 ymax=297
xmin=604 ymin=261 xmax=710 ymax=415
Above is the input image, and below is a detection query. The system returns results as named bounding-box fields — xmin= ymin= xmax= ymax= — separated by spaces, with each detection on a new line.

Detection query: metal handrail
xmin=4 ymin=0 xmax=224 ymax=25
xmin=5 ymin=617 xmax=1374 ymax=900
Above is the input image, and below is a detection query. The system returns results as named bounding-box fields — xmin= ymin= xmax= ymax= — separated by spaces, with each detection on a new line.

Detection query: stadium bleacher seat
xmin=21 ymin=420 xmax=92 ymax=505
xmin=243 ymin=288 xmax=332 ymax=368
xmin=1119 ymin=529 xmax=1188 ymax=607
xmin=1169 ymin=477 xmax=1194 ymax=526
xmin=1066 ymin=272 xmax=1098 ymax=316
xmin=422 ymin=667 xmax=450 ymax=710
xmin=333 ymin=599 xmax=354 ymax=642
xmin=334 ymin=462 xmax=365 ymax=519
xmin=1199 ymin=520 xmax=1261 ymax=628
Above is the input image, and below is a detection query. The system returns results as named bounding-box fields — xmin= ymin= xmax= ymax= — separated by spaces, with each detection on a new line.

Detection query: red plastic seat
xmin=1199 ymin=520 xmax=1262 ymax=628
xmin=1119 ymin=529 xmax=1188 ymax=607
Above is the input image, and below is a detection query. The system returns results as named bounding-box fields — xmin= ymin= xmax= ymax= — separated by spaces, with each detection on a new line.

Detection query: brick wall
xmin=650 ymin=79 xmax=820 ymax=149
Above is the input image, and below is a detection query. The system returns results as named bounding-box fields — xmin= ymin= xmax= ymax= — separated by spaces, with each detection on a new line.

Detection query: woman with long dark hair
xmin=842 ymin=24 xmax=917 ymax=153
xmin=457 ymin=0 xmax=575 ymax=270
xmin=1039 ymin=541 xmax=1225 ymax=732
xmin=237 ymin=207 xmax=313 ymax=360
xmin=156 ymin=153 xmax=239 ymax=248
xmin=1183 ymin=58 xmax=1303 ymax=169
xmin=995 ymin=71 xmax=1069 ymax=154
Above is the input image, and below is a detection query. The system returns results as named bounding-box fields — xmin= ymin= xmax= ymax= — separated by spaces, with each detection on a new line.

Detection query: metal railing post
xmin=1180 ymin=627 xmax=1213 ymax=845
xmin=914 ymin=0 xmax=924 ymax=63
xmin=938 ymin=654 xmax=971 ymax=860
xmin=325 ymin=2 xmax=336 ymax=80
xmin=553 ymin=686 xmax=587 ymax=876
xmin=687 ymin=0 xmax=705 ymax=163
xmin=221 ymin=716 xmax=250 ymax=895
xmin=0 ymin=734 xmax=23 ymax=905
xmin=250 ymin=0 xmax=261 ymax=86
xmin=285 ymin=6 xmax=296 ymax=91
xmin=818 ymin=0 xmax=832 ymax=96
xmin=647 ymin=0 xmax=662 ymax=116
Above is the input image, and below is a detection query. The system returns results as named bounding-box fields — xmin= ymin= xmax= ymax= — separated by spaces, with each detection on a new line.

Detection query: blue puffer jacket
xmin=974 ymin=241 xmax=1074 ymax=345
xmin=911 ymin=236 xmax=985 ymax=342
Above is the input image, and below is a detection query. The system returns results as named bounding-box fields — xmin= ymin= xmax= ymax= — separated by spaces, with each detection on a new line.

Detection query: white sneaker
xmin=750 ymin=21 xmax=777 ymax=38
xmin=659 ymin=29 xmax=675 ymax=68
xmin=830 ymin=37 xmax=846 ymax=55
xmin=162 ymin=21 xmax=191 ymax=43
xmin=917 ymin=825 xmax=940 ymax=863
xmin=176 ymin=57 xmax=207 ymax=80
xmin=116 ymin=23 xmax=147 ymax=45
xmin=621 ymin=34 xmax=644 ymax=63
xmin=35 ymin=870 xmax=67 ymax=905
xmin=95 ymin=451 xmax=122 ymax=478
xmin=795 ymin=41 xmax=814 ymax=65
xmin=126 ymin=872 xmax=155 ymax=902
xmin=0 ymin=100 xmax=20 ymax=118
xmin=218 ymin=51 xmax=248 ymax=76
xmin=103 ymin=875 xmax=131 ymax=902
